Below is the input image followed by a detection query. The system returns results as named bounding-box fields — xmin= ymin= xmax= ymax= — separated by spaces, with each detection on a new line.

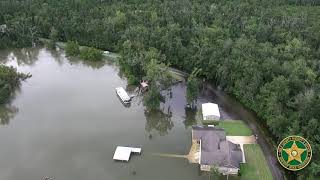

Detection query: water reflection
xmin=0 ymin=50 xmax=11 ymax=62
xmin=47 ymin=48 xmax=65 ymax=66
xmin=183 ymin=108 xmax=197 ymax=128
xmin=11 ymin=48 xmax=40 ymax=66
xmin=67 ymin=56 xmax=106 ymax=69
xmin=0 ymin=47 xmax=235 ymax=180
xmin=0 ymin=104 xmax=18 ymax=125
xmin=144 ymin=107 xmax=174 ymax=136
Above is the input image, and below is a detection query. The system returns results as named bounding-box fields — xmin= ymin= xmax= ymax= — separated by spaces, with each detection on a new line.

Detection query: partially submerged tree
xmin=183 ymin=107 xmax=197 ymax=128
xmin=186 ymin=68 xmax=201 ymax=109
xmin=80 ymin=47 xmax=103 ymax=61
xmin=119 ymin=40 xmax=145 ymax=84
xmin=144 ymin=49 xmax=172 ymax=88
xmin=143 ymin=83 xmax=162 ymax=111
xmin=143 ymin=48 xmax=172 ymax=111
xmin=0 ymin=65 xmax=29 ymax=104
xmin=47 ymin=27 xmax=59 ymax=49
xmin=65 ymin=41 xmax=80 ymax=56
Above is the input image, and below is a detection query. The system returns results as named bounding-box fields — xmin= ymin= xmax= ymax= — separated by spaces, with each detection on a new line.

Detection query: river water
xmin=0 ymin=47 xmax=283 ymax=180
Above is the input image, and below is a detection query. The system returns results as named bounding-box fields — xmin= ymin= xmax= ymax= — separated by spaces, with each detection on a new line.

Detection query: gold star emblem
xmin=283 ymin=141 xmax=306 ymax=163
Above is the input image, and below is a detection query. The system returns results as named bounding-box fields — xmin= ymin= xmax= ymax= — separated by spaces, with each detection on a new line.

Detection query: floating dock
xmin=113 ymin=146 xmax=141 ymax=161
xmin=115 ymin=87 xmax=131 ymax=104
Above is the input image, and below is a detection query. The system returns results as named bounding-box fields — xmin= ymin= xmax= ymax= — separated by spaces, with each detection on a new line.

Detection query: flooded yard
xmin=0 ymin=47 xmax=206 ymax=180
xmin=0 ymin=47 xmax=281 ymax=180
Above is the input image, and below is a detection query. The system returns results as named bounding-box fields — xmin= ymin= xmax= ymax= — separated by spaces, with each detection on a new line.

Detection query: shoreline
xmin=36 ymin=40 xmax=285 ymax=179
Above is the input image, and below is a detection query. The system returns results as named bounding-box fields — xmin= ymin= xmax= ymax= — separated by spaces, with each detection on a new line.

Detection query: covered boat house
xmin=113 ymin=146 xmax=141 ymax=162
xmin=115 ymin=87 xmax=131 ymax=104
xmin=202 ymin=103 xmax=221 ymax=121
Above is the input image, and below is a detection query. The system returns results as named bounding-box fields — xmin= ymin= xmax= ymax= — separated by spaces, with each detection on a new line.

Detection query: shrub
xmin=46 ymin=40 xmax=56 ymax=49
xmin=143 ymin=83 xmax=162 ymax=110
xmin=65 ymin=41 xmax=80 ymax=56
xmin=127 ymin=74 xmax=139 ymax=85
xmin=0 ymin=65 xmax=28 ymax=104
xmin=80 ymin=47 xmax=103 ymax=61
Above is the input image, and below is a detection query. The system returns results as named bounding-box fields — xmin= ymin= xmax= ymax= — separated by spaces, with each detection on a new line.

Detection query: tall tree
xmin=186 ymin=68 xmax=200 ymax=109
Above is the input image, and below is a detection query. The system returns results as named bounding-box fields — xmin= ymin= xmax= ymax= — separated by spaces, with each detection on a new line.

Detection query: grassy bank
xmin=240 ymin=144 xmax=273 ymax=180
xmin=217 ymin=120 xmax=253 ymax=136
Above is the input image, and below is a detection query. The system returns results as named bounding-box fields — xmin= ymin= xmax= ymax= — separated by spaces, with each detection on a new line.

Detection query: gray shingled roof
xmin=192 ymin=126 xmax=243 ymax=168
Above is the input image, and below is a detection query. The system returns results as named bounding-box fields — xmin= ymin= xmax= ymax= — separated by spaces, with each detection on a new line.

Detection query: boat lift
xmin=115 ymin=87 xmax=132 ymax=104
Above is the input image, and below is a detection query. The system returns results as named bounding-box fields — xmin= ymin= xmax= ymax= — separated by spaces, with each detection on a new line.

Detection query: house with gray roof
xmin=192 ymin=126 xmax=243 ymax=175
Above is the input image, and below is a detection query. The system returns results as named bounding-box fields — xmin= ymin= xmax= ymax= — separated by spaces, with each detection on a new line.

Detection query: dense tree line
xmin=1 ymin=0 xmax=320 ymax=178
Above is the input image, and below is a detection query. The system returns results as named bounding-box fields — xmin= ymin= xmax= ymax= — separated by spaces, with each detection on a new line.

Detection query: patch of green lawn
xmin=216 ymin=120 xmax=252 ymax=136
xmin=240 ymin=144 xmax=273 ymax=180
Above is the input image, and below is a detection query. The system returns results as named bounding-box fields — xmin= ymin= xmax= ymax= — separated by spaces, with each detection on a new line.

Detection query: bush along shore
xmin=65 ymin=41 xmax=103 ymax=61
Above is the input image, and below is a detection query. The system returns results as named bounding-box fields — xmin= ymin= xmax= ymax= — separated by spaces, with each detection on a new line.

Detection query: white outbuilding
xmin=201 ymin=103 xmax=221 ymax=121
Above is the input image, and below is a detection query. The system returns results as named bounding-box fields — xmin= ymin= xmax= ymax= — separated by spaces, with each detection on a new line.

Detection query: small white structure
xmin=202 ymin=103 xmax=220 ymax=121
xmin=115 ymin=87 xmax=131 ymax=104
xmin=113 ymin=146 xmax=142 ymax=161
xmin=103 ymin=50 xmax=110 ymax=54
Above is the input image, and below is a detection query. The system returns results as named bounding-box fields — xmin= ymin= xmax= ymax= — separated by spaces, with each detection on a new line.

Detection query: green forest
xmin=0 ymin=0 xmax=319 ymax=179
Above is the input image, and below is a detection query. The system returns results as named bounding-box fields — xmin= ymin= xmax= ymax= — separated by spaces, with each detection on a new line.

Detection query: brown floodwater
xmin=0 ymin=47 xmax=283 ymax=180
